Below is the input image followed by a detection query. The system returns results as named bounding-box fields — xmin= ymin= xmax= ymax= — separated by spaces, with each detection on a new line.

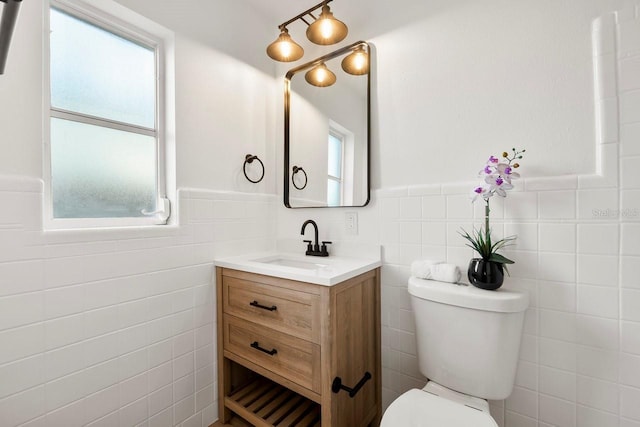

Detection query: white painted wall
xmin=369 ymin=0 xmax=633 ymax=188
xmin=110 ymin=0 xmax=279 ymax=192
xmin=0 ymin=0 xmax=44 ymax=177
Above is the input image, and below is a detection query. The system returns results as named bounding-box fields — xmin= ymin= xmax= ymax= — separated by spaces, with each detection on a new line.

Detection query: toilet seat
xmin=381 ymin=386 xmax=498 ymax=427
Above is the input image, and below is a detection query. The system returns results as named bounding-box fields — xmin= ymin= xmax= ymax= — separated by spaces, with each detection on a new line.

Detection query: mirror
xmin=284 ymin=41 xmax=370 ymax=208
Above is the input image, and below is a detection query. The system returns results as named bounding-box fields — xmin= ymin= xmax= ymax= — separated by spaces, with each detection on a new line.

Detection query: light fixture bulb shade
xmin=341 ymin=46 xmax=369 ymax=75
xmin=306 ymin=4 xmax=348 ymax=45
xmin=266 ymin=29 xmax=304 ymax=62
xmin=305 ymin=63 xmax=337 ymax=87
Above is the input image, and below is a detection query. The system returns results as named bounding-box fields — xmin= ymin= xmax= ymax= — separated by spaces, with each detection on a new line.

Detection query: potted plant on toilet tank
xmin=460 ymin=148 xmax=525 ymax=290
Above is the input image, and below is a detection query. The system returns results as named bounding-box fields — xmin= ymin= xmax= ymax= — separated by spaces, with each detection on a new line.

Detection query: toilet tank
xmin=409 ymin=277 xmax=529 ymax=400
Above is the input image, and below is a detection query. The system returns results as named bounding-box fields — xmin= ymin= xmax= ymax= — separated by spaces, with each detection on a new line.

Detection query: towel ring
xmin=292 ymin=166 xmax=308 ymax=190
xmin=243 ymin=154 xmax=265 ymax=183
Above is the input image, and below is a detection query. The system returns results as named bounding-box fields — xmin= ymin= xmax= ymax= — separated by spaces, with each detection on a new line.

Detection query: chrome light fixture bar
xmin=0 ymin=0 xmax=22 ymax=74
xmin=266 ymin=0 xmax=348 ymax=63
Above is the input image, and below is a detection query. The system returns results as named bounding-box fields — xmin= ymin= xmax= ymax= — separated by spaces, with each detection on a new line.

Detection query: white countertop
xmin=214 ymin=251 xmax=381 ymax=286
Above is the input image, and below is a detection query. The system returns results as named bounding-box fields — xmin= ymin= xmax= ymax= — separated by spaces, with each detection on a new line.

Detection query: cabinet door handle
xmin=249 ymin=300 xmax=277 ymax=311
xmin=332 ymin=372 xmax=372 ymax=398
xmin=250 ymin=341 xmax=278 ymax=356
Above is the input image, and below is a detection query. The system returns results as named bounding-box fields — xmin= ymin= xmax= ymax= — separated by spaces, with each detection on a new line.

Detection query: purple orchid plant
xmin=460 ymin=148 xmax=525 ymax=268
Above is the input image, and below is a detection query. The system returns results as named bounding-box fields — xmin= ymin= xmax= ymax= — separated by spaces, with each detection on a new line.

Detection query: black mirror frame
xmin=284 ymin=40 xmax=371 ymax=209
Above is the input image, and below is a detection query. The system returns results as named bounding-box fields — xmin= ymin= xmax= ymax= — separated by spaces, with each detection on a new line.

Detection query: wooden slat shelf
xmin=225 ymin=377 xmax=321 ymax=427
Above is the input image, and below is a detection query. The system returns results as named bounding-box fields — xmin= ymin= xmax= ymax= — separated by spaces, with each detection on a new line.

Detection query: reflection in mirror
xmin=284 ymin=41 xmax=370 ymax=208
xmin=292 ymin=166 xmax=308 ymax=190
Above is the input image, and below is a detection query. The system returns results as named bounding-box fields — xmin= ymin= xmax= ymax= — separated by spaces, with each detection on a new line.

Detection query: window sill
xmin=41 ymin=220 xmax=184 ymax=245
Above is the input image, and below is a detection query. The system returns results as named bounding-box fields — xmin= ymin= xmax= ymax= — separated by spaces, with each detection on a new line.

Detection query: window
xmin=327 ymin=131 xmax=344 ymax=207
xmin=46 ymin=2 xmax=169 ymax=227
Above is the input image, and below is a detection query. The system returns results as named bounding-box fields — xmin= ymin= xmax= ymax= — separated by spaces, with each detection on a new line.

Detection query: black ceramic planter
xmin=467 ymin=258 xmax=504 ymax=290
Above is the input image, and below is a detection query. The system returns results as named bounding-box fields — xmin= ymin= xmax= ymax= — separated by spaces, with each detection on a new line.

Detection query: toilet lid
xmin=381 ymin=389 xmax=498 ymax=427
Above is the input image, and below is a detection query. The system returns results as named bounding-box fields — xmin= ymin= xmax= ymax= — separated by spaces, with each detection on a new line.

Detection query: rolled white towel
xmin=429 ymin=263 xmax=461 ymax=284
xmin=410 ymin=260 xmax=443 ymax=278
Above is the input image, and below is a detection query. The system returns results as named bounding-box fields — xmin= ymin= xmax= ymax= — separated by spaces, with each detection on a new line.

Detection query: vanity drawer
xmin=224 ymin=315 xmax=321 ymax=393
xmin=223 ymin=275 xmax=321 ymax=343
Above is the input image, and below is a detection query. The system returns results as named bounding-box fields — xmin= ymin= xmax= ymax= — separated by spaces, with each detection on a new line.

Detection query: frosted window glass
xmin=50 ymin=8 xmax=156 ymax=128
xmin=51 ymin=118 xmax=157 ymax=218
xmin=328 ymin=134 xmax=343 ymax=178
xmin=327 ymin=179 xmax=341 ymax=207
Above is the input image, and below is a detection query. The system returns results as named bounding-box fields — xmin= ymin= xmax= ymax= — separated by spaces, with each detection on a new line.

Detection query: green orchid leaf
xmin=460 ymin=227 xmax=517 ymax=262
xmin=489 ymin=253 xmax=515 ymax=264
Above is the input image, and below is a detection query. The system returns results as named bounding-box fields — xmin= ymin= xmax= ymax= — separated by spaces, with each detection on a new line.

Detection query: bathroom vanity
xmin=214 ymin=253 xmax=381 ymax=427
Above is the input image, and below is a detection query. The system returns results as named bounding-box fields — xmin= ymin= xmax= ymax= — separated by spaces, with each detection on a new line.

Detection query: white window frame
xmin=44 ymin=0 xmax=171 ymax=229
xmin=327 ymin=119 xmax=357 ymax=206
xmin=327 ymin=128 xmax=345 ymax=206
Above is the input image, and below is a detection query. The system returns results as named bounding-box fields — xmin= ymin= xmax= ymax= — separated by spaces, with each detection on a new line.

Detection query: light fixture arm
xmin=277 ymin=0 xmax=333 ymax=30
xmin=299 ymin=17 xmax=312 ymax=27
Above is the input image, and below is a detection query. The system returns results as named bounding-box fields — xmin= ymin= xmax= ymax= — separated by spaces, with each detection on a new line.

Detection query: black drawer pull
xmin=332 ymin=372 xmax=372 ymax=398
xmin=250 ymin=300 xmax=277 ymax=311
xmin=250 ymin=341 xmax=278 ymax=356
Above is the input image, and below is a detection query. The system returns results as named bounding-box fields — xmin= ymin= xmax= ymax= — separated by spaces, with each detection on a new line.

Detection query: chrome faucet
xmin=301 ymin=219 xmax=331 ymax=257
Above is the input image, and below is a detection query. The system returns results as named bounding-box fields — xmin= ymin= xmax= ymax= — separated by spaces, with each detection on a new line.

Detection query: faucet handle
xmin=303 ymin=239 xmax=313 ymax=251
xmin=320 ymin=241 xmax=332 ymax=256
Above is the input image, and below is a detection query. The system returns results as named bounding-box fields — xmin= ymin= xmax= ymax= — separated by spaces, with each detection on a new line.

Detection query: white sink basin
xmin=215 ymin=251 xmax=381 ymax=286
xmin=253 ymin=256 xmax=328 ymax=270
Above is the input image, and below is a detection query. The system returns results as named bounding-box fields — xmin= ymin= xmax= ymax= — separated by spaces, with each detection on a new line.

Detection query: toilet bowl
xmin=381 ymin=277 xmax=529 ymax=426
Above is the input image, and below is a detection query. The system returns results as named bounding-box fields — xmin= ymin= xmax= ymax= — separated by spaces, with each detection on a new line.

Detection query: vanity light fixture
xmin=266 ymin=0 xmax=348 ymax=63
xmin=306 ymin=3 xmax=348 ymax=45
xmin=266 ymin=28 xmax=304 ymax=62
xmin=305 ymin=62 xmax=336 ymax=87
xmin=341 ymin=44 xmax=369 ymax=75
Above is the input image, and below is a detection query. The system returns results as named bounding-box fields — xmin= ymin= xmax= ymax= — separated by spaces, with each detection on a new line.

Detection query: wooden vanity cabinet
xmin=216 ymin=267 xmax=381 ymax=427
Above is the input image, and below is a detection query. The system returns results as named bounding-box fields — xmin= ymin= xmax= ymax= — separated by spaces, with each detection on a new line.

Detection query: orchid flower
xmin=497 ymin=163 xmax=520 ymax=183
xmin=484 ymin=174 xmax=513 ymax=197
xmin=479 ymin=164 xmax=495 ymax=176
xmin=471 ymin=185 xmax=490 ymax=202
xmin=461 ymin=148 xmax=525 ymax=269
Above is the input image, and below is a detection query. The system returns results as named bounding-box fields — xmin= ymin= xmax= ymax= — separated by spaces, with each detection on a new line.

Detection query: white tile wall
xmin=355 ymin=11 xmax=640 ymax=426
xmin=539 ymin=338 xmax=574 ymax=372
xmin=538 ymin=191 xmax=576 ymax=219
xmin=621 ymin=123 xmax=640 ymax=157
xmin=577 ymin=223 xmax=619 ymax=254
xmin=0 ymin=186 xmax=276 ymax=427
xmin=621 ymin=386 xmax=640 ymax=421
xmin=539 ymin=394 xmax=576 ymax=427
xmin=539 ymin=223 xmax=576 ymax=253
xmin=620 ymin=91 xmax=640 ymax=124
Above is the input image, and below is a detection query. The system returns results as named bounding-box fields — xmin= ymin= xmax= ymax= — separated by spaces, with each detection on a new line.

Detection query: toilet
xmin=381 ymin=277 xmax=529 ymax=426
